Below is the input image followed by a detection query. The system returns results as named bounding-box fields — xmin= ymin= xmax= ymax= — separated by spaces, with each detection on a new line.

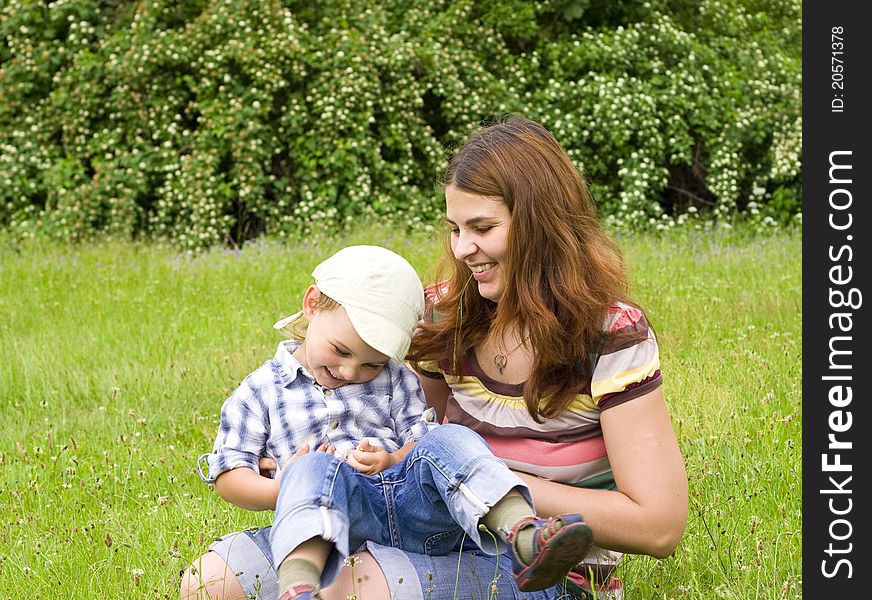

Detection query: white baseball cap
xmin=273 ymin=245 xmax=425 ymax=361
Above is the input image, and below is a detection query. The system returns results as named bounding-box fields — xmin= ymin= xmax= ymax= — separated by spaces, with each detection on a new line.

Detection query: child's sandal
xmin=508 ymin=514 xmax=594 ymax=592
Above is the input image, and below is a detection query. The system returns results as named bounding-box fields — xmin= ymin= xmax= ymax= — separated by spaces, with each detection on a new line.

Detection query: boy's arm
xmin=214 ymin=443 xmax=324 ymax=510
xmin=214 ymin=467 xmax=280 ymax=511
xmin=204 ymin=366 xmax=275 ymax=507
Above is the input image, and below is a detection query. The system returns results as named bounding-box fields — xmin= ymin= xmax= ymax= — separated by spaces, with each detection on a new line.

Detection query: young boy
xmin=199 ymin=245 xmax=594 ymax=600
xmin=198 ymin=245 xmax=436 ymax=507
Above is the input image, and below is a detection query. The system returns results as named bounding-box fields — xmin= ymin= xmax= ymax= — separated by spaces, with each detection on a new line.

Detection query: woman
xmin=180 ymin=116 xmax=687 ymax=599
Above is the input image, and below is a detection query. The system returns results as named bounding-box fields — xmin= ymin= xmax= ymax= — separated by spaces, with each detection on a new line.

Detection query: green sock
xmin=481 ymin=492 xmax=537 ymax=563
xmin=277 ymin=557 xmax=322 ymax=594
xmin=511 ymin=521 xmax=539 ymax=565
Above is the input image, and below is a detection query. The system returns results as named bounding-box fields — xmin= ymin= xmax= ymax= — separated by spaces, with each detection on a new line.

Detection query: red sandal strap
xmin=277 ymin=584 xmax=321 ymax=600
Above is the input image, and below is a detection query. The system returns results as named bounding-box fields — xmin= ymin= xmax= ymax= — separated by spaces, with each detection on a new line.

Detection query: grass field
xmin=0 ymin=224 xmax=801 ymax=599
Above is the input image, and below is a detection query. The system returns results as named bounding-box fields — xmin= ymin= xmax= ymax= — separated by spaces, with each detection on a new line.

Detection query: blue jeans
xmin=269 ymin=424 xmax=533 ymax=586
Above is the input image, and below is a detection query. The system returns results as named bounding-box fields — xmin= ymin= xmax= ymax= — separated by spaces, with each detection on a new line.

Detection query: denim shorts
xmin=209 ymin=526 xmax=584 ymax=599
xmin=270 ymin=424 xmax=533 ymax=586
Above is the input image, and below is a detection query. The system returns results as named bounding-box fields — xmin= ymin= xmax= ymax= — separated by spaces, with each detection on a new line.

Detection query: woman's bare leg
xmin=181 ymin=550 xmax=391 ymax=600
xmin=319 ymin=551 xmax=391 ymax=600
xmin=180 ymin=551 xmax=247 ymax=600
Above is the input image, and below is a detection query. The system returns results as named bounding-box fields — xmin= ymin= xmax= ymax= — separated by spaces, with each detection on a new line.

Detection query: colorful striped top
xmin=418 ymin=302 xmax=662 ymax=491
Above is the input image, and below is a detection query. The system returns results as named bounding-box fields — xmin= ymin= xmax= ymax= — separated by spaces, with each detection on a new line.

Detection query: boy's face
xmin=294 ymin=287 xmax=390 ymax=389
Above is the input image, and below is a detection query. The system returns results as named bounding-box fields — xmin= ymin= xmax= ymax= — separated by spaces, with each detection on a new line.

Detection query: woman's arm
xmin=414 ymin=371 xmax=452 ymax=422
xmin=515 ymin=387 xmax=687 ymax=558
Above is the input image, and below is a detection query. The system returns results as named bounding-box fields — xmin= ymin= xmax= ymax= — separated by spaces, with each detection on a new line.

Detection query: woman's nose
xmin=452 ymin=232 xmax=476 ymax=261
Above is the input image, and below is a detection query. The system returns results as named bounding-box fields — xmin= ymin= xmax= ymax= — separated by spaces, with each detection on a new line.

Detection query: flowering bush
xmin=0 ymin=0 xmax=800 ymax=249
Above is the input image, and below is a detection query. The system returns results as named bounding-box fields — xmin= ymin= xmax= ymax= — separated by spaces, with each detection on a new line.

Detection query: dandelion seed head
xmin=344 ymin=554 xmax=359 ymax=567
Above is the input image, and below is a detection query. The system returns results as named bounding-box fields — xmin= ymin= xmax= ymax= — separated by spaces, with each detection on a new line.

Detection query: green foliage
xmin=0 ymin=0 xmax=801 ymax=249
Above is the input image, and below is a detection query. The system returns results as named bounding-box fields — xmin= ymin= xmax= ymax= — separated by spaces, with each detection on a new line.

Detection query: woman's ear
xmin=300 ymin=285 xmax=322 ymax=319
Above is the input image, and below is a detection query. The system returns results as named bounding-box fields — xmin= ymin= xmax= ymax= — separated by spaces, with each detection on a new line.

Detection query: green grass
xmin=0 ymin=224 xmax=801 ymax=598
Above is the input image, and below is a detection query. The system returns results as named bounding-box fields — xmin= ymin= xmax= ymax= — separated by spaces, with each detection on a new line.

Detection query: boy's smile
xmin=322 ymin=366 xmax=349 ymax=386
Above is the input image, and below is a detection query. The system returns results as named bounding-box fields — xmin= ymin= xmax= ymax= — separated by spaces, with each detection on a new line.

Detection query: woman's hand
xmin=258 ymin=455 xmax=278 ymax=477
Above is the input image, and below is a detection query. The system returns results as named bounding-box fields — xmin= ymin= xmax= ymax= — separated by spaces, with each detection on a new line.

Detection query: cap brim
xmin=342 ymin=304 xmax=409 ymax=362
xmin=273 ymin=311 xmax=308 ymax=340
xmin=274 ymin=307 xmax=410 ymax=363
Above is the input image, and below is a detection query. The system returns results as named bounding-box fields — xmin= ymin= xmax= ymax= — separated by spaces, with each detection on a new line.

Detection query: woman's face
xmin=444 ymin=185 xmax=511 ymax=302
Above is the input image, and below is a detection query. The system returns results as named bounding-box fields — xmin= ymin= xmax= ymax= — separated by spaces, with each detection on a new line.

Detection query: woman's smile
xmin=469 ymin=262 xmax=498 ymax=281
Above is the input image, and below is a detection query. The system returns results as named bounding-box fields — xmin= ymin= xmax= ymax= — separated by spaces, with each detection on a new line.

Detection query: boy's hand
xmin=346 ymin=439 xmax=396 ymax=475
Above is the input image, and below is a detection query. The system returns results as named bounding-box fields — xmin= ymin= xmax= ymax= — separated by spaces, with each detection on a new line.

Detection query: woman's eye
xmin=475 ymin=226 xmax=492 ymax=234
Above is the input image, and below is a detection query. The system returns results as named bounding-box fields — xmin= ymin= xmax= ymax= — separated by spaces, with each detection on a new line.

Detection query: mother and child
xmin=181 ymin=116 xmax=688 ymax=599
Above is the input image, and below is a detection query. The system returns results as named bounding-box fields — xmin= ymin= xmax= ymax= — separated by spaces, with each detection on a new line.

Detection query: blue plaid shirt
xmin=198 ymin=340 xmax=437 ymax=483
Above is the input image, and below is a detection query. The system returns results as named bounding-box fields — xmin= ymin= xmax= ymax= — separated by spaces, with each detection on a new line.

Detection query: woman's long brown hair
xmin=407 ymin=116 xmax=630 ymax=422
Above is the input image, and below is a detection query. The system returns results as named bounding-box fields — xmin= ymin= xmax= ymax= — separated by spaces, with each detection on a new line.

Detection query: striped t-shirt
xmin=418 ymin=302 xmax=662 ymax=491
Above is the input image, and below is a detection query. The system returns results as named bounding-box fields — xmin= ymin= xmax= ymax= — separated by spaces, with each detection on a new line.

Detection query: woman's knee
xmin=180 ymin=551 xmax=245 ymax=600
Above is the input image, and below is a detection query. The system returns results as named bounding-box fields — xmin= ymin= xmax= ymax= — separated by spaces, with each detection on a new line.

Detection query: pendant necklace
xmin=494 ymin=334 xmax=529 ymax=375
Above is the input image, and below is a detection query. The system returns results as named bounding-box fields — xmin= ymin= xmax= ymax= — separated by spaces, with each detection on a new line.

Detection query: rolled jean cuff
xmin=207 ymin=529 xmax=279 ymax=599
xmin=365 ymin=541 xmax=424 ymax=600
xmin=270 ymin=504 xmax=350 ymax=586
xmin=444 ymin=455 xmax=533 ymax=555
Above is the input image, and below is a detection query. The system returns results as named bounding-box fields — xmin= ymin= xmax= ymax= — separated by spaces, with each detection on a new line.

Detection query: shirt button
xmin=323 ymin=389 xmax=332 ymax=397
xmin=330 ymin=420 xmax=339 ymax=429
